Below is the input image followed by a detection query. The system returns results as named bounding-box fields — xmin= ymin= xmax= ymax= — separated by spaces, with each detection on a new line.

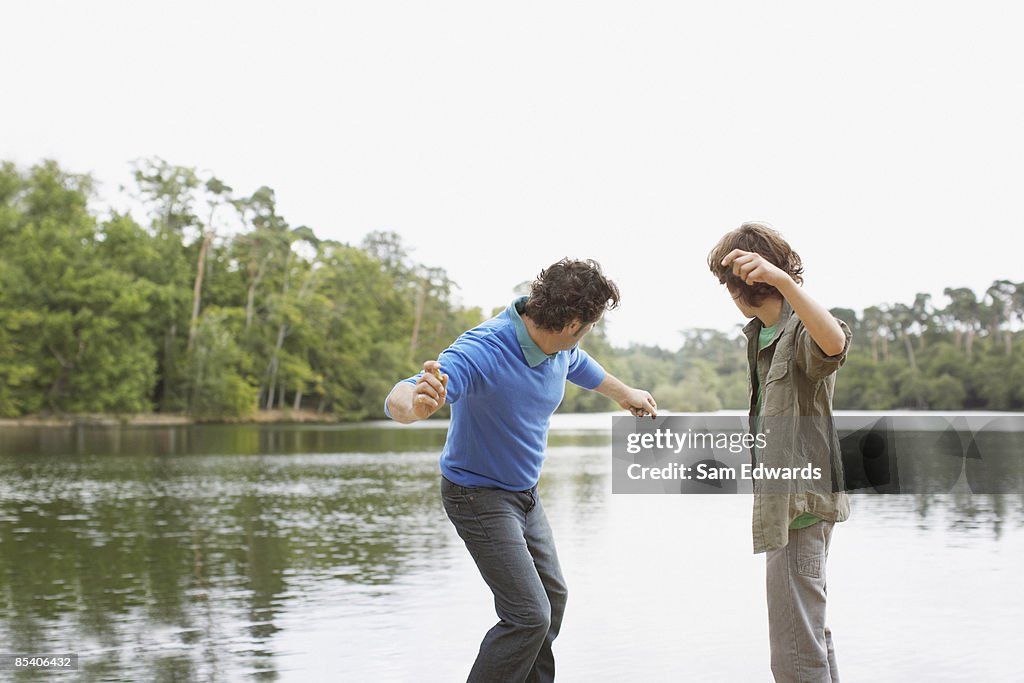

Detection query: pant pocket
xmin=795 ymin=523 xmax=824 ymax=579
xmin=442 ymin=489 xmax=491 ymax=542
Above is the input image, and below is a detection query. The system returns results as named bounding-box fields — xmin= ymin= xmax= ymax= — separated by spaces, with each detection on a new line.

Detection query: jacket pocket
xmin=764 ymin=351 xmax=791 ymax=385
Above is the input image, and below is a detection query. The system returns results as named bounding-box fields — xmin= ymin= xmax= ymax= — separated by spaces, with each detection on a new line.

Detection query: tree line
xmin=0 ymin=160 xmax=481 ymax=419
xmin=561 ymin=283 xmax=1024 ymax=414
xmin=2 ymin=160 xmax=1021 ymax=419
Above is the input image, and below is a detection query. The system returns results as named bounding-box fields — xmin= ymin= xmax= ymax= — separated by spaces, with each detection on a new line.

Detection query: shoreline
xmin=0 ymin=409 xmax=344 ymax=428
xmin=1 ymin=409 xmax=1019 ymax=430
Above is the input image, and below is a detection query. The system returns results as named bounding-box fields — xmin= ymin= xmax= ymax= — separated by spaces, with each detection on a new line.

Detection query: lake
xmin=0 ymin=414 xmax=1022 ymax=682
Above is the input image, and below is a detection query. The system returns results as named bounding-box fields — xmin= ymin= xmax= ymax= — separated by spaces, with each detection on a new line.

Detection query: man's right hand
xmin=412 ymin=360 xmax=448 ymax=420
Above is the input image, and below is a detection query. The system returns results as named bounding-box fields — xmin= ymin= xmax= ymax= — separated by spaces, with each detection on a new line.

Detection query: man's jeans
xmin=441 ymin=476 xmax=567 ymax=683
xmin=766 ymin=520 xmax=839 ymax=683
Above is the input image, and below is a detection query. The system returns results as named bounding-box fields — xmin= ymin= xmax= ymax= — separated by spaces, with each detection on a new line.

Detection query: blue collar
xmin=508 ymin=296 xmax=557 ymax=367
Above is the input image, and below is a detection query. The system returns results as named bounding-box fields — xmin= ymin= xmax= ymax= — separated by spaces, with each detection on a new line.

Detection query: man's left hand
xmin=620 ymin=389 xmax=658 ymax=418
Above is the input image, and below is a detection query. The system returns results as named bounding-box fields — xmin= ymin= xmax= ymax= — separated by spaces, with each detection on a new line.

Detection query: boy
xmin=708 ymin=222 xmax=851 ymax=683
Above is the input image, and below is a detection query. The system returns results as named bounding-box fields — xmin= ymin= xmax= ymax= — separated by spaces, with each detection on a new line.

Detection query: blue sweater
xmin=386 ymin=300 xmax=606 ymax=490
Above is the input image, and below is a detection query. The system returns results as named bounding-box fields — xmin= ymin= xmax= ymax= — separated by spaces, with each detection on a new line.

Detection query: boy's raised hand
xmin=721 ymin=249 xmax=790 ymax=288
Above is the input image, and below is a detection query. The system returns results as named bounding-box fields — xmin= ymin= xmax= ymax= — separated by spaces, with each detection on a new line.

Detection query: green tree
xmin=985 ymin=280 xmax=1017 ymax=356
xmin=184 ymin=308 xmax=257 ymax=418
xmin=1 ymin=162 xmax=157 ymax=414
xmin=943 ymin=287 xmax=980 ymax=357
xmin=131 ymin=158 xmax=203 ymax=411
xmin=187 ymin=176 xmax=234 ymax=351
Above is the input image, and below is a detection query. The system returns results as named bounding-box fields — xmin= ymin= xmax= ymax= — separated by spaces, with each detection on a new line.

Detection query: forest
xmin=2 ymin=160 xmax=1022 ymax=420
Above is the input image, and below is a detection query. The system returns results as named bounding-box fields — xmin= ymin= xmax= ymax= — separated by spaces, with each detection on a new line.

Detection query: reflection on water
xmin=0 ymin=417 xmax=1022 ymax=681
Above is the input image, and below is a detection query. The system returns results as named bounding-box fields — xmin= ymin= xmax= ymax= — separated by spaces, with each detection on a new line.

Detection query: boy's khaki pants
xmin=766 ymin=521 xmax=839 ymax=683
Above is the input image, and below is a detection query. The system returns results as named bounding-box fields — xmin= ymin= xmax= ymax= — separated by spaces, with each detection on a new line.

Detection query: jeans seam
xmin=464 ymin=491 xmax=492 ymax=540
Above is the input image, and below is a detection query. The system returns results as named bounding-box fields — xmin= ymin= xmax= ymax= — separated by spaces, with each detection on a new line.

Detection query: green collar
xmin=743 ymin=298 xmax=793 ymax=346
xmin=509 ymin=296 xmax=557 ymax=367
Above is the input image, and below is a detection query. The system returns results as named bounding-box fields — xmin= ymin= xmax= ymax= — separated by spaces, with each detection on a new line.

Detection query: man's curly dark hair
xmin=522 ymin=258 xmax=620 ymax=331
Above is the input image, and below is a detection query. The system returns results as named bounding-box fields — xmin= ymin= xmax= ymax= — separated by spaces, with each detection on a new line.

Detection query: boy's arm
xmin=594 ymin=373 xmax=658 ymax=418
xmin=773 ymin=279 xmax=847 ymax=357
xmin=721 ymin=249 xmax=846 ymax=356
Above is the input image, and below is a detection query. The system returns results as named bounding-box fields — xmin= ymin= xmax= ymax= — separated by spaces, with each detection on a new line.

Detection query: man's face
xmin=555 ymin=317 xmax=599 ymax=350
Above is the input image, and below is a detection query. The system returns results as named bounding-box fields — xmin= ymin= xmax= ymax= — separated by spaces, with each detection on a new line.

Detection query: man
xmin=708 ymin=223 xmax=851 ymax=683
xmin=386 ymin=258 xmax=657 ymax=683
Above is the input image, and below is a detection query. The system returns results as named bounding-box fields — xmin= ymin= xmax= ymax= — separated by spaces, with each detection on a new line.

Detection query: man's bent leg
xmin=766 ymin=521 xmax=838 ymax=683
xmin=523 ymin=489 xmax=567 ymax=683
xmin=441 ymin=477 xmax=552 ymax=683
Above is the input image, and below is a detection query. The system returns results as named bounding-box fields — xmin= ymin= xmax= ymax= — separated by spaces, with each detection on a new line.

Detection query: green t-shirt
xmin=755 ymin=323 xmax=820 ymax=530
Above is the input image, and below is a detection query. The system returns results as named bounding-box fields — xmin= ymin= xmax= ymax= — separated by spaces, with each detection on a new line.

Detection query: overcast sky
xmin=4 ymin=1 xmax=1022 ymax=348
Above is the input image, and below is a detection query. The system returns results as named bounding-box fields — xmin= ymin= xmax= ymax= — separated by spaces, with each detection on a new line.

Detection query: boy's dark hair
xmin=523 ymin=258 xmax=620 ymax=331
xmin=708 ymin=222 xmax=804 ymax=307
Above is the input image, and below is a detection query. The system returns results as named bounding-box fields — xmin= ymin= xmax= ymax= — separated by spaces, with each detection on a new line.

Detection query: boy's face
xmin=727 ymin=284 xmax=756 ymax=318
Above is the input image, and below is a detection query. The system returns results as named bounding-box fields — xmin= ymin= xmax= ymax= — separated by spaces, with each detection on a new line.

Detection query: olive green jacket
xmin=744 ymin=299 xmax=852 ymax=554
